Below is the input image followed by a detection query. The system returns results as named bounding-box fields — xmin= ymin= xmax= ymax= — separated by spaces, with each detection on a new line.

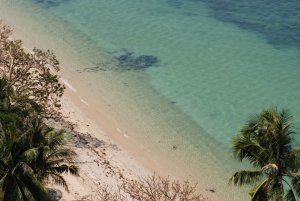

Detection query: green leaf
xmin=50 ymin=173 xmax=69 ymax=192
xmin=285 ymin=189 xmax=296 ymax=201
xmin=21 ymin=174 xmax=51 ymax=201
xmin=291 ymin=176 xmax=300 ymax=197
xmin=249 ymin=178 xmax=268 ymax=201
xmin=21 ymin=148 xmax=39 ymax=163
xmin=230 ymin=170 xmax=263 ymax=186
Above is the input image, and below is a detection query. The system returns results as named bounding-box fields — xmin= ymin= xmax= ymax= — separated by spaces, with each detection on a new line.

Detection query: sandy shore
xmin=45 ymin=88 xmax=153 ymax=200
xmin=0 ymin=22 xmax=217 ymax=201
xmin=48 ymin=87 xmax=213 ymax=201
xmin=0 ymin=6 xmax=225 ymax=199
xmin=1 ymin=17 xmax=156 ymax=200
xmin=0 ymin=16 xmax=204 ymax=200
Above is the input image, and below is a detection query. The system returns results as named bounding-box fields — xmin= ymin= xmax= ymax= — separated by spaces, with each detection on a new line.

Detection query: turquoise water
xmin=36 ymin=0 xmax=300 ymax=142
xmin=2 ymin=0 xmax=300 ymax=199
xmin=31 ymin=0 xmax=300 ymax=143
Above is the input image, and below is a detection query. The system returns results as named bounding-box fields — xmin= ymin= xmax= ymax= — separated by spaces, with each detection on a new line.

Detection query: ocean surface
xmin=1 ymin=0 xmax=300 ymax=200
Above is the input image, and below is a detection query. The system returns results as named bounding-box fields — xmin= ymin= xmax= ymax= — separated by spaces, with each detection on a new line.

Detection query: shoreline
xmin=48 ymin=89 xmax=153 ymax=200
xmin=1 ymin=1 xmax=300 ymax=200
xmin=0 ymin=15 xmax=210 ymax=199
xmin=0 ymin=3 xmax=249 ymax=200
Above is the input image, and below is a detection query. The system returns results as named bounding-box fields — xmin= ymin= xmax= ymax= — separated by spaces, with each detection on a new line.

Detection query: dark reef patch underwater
xmin=166 ymin=0 xmax=300 ymax=49
xmin=34 ymin=0 xmax=71 ymax=8
xmin=77 ymin=49 xmax=159 ymax=73
xmin=116 ymin=50 xmax=159 ymax=71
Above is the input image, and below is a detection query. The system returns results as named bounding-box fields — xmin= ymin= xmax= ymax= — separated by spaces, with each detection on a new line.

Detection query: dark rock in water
xmin=117 ymin=51 xmax=159 ymax=70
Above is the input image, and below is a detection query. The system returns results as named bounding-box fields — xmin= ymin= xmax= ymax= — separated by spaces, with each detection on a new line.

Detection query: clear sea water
xmin=1 ymin=0 xmax=300 ymax=200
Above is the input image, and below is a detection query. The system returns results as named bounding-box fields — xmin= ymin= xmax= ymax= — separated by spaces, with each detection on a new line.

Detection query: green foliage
xmin=230 ymin=107 xmax=300 ymax=201
xmin=0 ymin=21 xmax=78 ymax=200
xmin=0 ymin=122 xmax=50 ymax=201
xmin=0 ymin=22 xmax=65 ymax=119
xmin=0 ymin=118 xmax=78 ymax=200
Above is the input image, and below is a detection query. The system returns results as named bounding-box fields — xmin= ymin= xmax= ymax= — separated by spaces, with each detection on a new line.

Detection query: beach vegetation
xmin=0 ymin=22 xmax=65 ymax=119
xmin=230 ymin=107 xmax=300 ymax=201
xmin=0 ymin=21 xmax=207 ymax=201
xmin=0 ymin=117 xmax=78 ymax=200
xmin=99 ymin=175 xmax=208 ymax=201
xmin=0 ymin=22 xmax=78 ymax=200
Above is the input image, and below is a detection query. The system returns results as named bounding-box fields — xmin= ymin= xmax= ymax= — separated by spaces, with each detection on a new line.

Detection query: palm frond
xmin=21 ymin=148 xmax=39 ymax=163
xmin=3 ymin=179 xmax=22 ymax=201
xmin=20 ymin=174 xmax=51 ymax=201
xmin=288 ymin=148 xmax=300 ymax=169
xmin=68 ymin=165 xmax=79 ymax=176
xmin=267 ymin=178 xmax=284 ymax=200
xmin=0 ymin=172 xmax=8 ymax=187
xmin=45 ymin=159 xmax=65 ymax=167
xmin=285 ymin=189 xmax=296 ymax=201
xmin=50 ymin=164 xmax=79 ymax=176
xmin=15 ymin=177 xmax=31 ymax=201
xmin=291 ymin=175 xmax=300 ymax=197
xmin=229 ymin=170 xmax=263 ymax=186
xmin=240 ymin=115 xmax=259 ymax=138
xmin=50 ymin=173 xmax=69 ymax=192
xmin=232 ymin=134 xmax=267 ymax=166
xmin=249 ymin=178 xmax=268 ymax=201
xmin=280 ymin=109 xmax=293 ymax=130
xmin=46 ymin=148 xmax=76 ymax=161
xmin=12 ymin=162 xmax=34 ymax=176
xmin=45 ymin=130 xmax=65 ymax=148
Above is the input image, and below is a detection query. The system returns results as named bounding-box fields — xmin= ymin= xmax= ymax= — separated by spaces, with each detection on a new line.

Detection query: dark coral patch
xmin=116 ymin=51 xmax=159 ymax=71
xmin=34 ymin=0 xmax=71 ymax=8
xmin=76 ymin=50 xmax=159 ymax=73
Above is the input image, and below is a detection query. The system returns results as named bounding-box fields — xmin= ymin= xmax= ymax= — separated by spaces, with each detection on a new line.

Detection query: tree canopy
xmin=0 ymin=22 xmax=77 ymax=200
xmin=230 ymin=108 xmax=300 ymax=201
xmin=0 ymin=22 xmax=65 ymax=119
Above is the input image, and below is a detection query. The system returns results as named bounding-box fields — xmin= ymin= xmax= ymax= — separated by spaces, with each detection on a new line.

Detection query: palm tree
xmin=25 ymin=118 xmax=79 ymax=191
xmin=0 ymin=123 xmax=51 ymax=201
xmin=230 ymin=108 xmax=300 ymax=201
xmin=0 ymin=118 xmax=78 ymax=200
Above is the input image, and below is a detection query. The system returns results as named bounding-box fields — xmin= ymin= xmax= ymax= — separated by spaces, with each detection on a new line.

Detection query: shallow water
xmin=32 ymin=0 xmax=300 ymax=142
xmin=1 ymin=0 xmax=300 ymax=200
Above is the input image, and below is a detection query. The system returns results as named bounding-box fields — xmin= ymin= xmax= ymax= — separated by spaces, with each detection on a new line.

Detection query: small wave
xmin=116 ymin=128 xmax=129 ymax=138
xmin=79 ymin=96 xmax=89 ymax=106
xmin=61 ymin=78 xmax=77 ymax=92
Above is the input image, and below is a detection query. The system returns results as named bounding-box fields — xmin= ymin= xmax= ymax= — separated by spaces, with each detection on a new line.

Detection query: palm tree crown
xmin=0 ymin=118 xmax=78 ymax=200
xmin=230 ymin=108 xmax=300 ymax=201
